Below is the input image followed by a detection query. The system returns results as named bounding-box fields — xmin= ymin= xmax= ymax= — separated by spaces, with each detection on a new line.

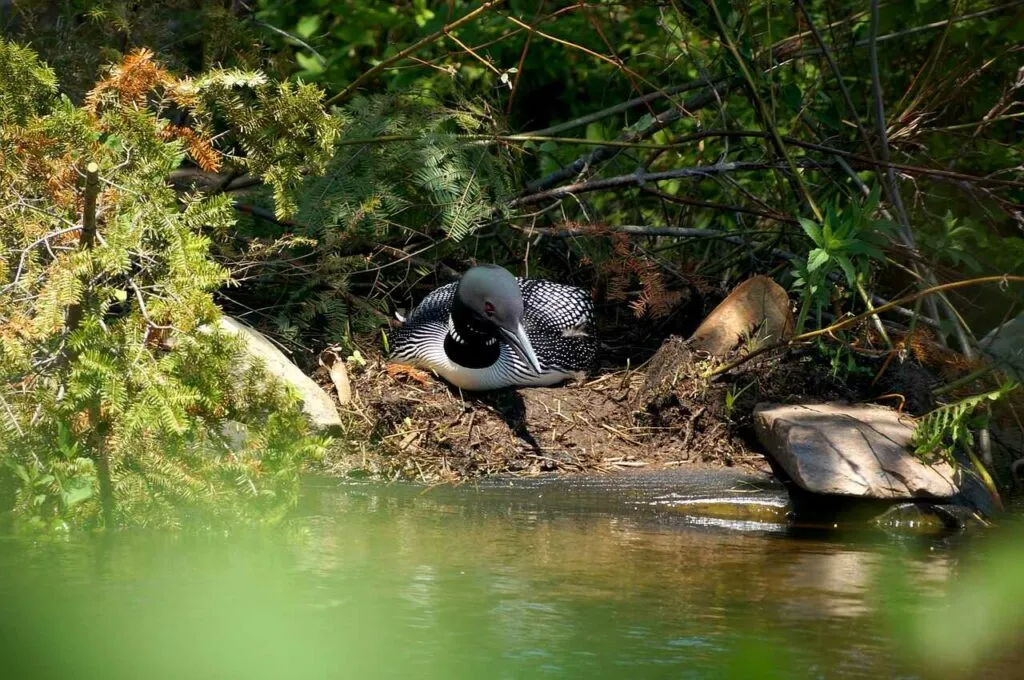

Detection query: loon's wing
xmin=518 ymin=279 xmax=595 ymax=334
xmin=401 ymin=281 xmax=458 ymax=325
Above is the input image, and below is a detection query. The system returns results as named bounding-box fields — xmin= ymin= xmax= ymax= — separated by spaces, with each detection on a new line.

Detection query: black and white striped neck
xmin=443 ymin=298 xmax=501 ymax=369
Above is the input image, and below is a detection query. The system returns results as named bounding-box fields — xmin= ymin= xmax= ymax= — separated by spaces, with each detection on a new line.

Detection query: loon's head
xmin=455 ymin=265 xmax=542 ymax=374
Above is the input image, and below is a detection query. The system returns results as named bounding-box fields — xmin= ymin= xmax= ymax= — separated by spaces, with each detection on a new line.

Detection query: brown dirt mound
xmin=313 ymin=340 xmax=848 ymax=482
xmin=311 ymin=323 xmax=991 ymax=484
xmin=338 ymin=365 xmax=659 ymax=480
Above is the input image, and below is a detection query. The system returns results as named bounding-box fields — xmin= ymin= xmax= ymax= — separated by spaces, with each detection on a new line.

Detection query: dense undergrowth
xmin=2 ymin=0 xmax=1023 ymax=528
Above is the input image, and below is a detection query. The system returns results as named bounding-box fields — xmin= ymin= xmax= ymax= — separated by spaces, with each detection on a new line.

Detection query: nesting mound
xmin=315 ymin=340 xmax=813 ymax=482
xmin=312 ymin=325 xmax=985 ymax=484
xmin=338 ymin=365 xmax=652 ymax=480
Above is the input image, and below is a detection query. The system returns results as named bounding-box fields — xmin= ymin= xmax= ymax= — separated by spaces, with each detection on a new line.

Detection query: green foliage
xmin=911 ymin=381 xmax=1019 ymax=504
xmin=791 ymin=187 xmax=895 ymax=332
xmin=180 ymin=71 xmax=342 ymax=218
xmin=229 ymin=93 xmax=516 ymax=345
xmin=3 ymin=0 xmax=1024 ymax=499
xmin=928 ymin=211 xmax=983 ymax=273
xmin=911 ymin=382 xmax=1019 ymax=462
xmin=3 ymin=0 xmax=262 ymax=102
xmin=0 ymin=42 xmax=332 ymax=531
xmin=815 ymin=338 xmax=873 ymax=383
xmin=723 ymin=379 xmax=754 ymax=420
xmin=0 ymin=40 xmax=58 ymax=125
xmin=301 ymin=94 xmax=514 ymax=241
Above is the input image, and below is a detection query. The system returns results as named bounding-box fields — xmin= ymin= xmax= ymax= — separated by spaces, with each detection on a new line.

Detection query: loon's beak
xmin=500 ymin=322 xmax=543 ymax=374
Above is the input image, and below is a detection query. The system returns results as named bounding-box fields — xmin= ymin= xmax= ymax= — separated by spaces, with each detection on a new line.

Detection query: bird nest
xmin=307 ymin=307 xmax=1022 ymax=485
xmin=312 ymin=338 xmax=804 ymax=483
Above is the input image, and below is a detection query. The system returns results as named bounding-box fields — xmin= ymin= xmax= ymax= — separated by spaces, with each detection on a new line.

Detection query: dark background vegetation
xmin=2 ymin=1 xmax=1023 ymax=528
xmin=9 ymin=0 xmax=1023 ymax=351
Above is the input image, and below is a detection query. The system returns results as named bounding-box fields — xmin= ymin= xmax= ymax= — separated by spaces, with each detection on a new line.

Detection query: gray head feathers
xmin=456 ymin=264 xmax=524 ymax=327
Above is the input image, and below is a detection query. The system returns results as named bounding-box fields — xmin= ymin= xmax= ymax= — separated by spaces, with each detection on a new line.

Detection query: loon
xmin=389 ymin=264 xmax=597 ymax=391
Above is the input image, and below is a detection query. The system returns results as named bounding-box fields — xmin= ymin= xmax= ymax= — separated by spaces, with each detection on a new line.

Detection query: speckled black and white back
xmin=389 ymin=277 xmax=597 ymax=390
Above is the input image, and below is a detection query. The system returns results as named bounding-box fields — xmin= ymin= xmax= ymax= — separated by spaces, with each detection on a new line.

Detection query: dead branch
xmin=524 ymin=77 xmax=728 ymax=138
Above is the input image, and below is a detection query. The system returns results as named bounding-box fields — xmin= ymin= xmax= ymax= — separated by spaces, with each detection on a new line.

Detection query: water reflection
xmin=0 ymin=478 xmax=969 ymax=679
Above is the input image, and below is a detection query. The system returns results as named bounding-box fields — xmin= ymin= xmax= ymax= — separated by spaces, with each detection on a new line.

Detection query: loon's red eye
xmin=484 ymin=301 xmax=495 ymax=315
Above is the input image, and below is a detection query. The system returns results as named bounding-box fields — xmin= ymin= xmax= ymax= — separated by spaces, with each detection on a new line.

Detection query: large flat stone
xmin=753 ymin=402 xmax=957 ymax=499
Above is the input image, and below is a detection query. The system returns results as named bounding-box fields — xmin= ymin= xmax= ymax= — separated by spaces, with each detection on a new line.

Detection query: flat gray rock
xmin=753 ymin=402 xmax=957 ymax=499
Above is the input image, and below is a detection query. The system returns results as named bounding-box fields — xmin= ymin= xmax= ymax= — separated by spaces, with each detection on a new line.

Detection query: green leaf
xmin=627 ymin=113 xmax=654 ymax=133
xmin=799 ymin=218 xmax=822 ymax=245
xmin=807 ymin=248 xmax=830 ymax=272
xmin=62 ymin=476 xmax=94 ymax=509
xmin=585 ymin=122 xmax=605 ymax=141
xmin=295 ymin=15 xmax=321 ymax=39
xmin=295 ymin=52 xmax=324 ymax=75
xmin=12 ymin=464 xmax=30 ymax=484
xmin=863 ymin=183 xmax=881 ymax=216
xmin=835 ymin=254 xmax=856 ymax=285
xmin=821 ymin=216 xmax=834 ymax=245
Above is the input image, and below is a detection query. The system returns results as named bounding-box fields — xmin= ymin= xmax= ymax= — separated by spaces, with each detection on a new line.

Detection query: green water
xmin=0 ymin=473 xmax=992 ymax=679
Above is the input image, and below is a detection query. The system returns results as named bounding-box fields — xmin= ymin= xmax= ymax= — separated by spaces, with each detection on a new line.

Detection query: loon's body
xmin=389 ymin=265 xmax=596 ymax=391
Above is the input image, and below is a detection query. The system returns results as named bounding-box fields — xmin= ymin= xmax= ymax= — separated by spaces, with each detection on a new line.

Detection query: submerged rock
xmin=687 ymin=275 xmax=793 ymax=356
xmin=753 ymin=402 xmax=957 ymax=499
xmin=663 ymin=497 xmax=790 ymax=525
xmin=871 ymin=502 xmax=984 ymax=533
xmin=218 ymin=317 xmax=342 ymax=431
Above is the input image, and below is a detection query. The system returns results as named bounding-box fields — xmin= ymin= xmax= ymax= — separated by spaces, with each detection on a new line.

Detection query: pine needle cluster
xmin=231 ymin=93 xmax=518 ymax=345
xmin=0 ymin=42 xmax=332 ymax=531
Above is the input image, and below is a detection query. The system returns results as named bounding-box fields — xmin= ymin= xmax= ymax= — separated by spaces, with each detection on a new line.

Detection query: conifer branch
xmin=69 ymin=162 xmax=116 ymax=529
xmin=129 ymin=280 xmax=176 ymax=331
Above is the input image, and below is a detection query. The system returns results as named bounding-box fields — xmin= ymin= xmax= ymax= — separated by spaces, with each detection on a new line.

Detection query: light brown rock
xmin=688 ymin=275 xmax=793 ymax=356
xmin=217 ymin=317 xmax=342 ymax=431
xmin=753 ymin=402 xmax=958 ymax=499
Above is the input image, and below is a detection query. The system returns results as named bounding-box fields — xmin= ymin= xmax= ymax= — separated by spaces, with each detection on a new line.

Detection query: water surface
xmin=0 ymin=472 xmax=984 ymax=679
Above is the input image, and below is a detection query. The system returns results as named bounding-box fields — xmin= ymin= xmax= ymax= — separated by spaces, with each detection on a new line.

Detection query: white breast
xmin=395 ymin=321 xmax=574 ymax=390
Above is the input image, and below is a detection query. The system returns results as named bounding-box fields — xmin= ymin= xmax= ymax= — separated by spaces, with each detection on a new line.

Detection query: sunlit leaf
xmin=835 ymin=254 xmax=856 ymax=285
xmin=807 ymin=248 xmax=829 ymax=272
xmin=295 ymin=15 xmax=321 ymax=39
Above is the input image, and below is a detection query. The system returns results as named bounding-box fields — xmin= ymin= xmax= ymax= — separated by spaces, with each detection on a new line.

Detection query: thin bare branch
xmin=525 ymin=79 xmax=735 ymax=192
xmin=706 ymin=275 xmax=1024 ymax=380
xmin=523 ymin=77 xmax=726 ymax=137
xmin=326 ymin=1 xmax=505 ymax=106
